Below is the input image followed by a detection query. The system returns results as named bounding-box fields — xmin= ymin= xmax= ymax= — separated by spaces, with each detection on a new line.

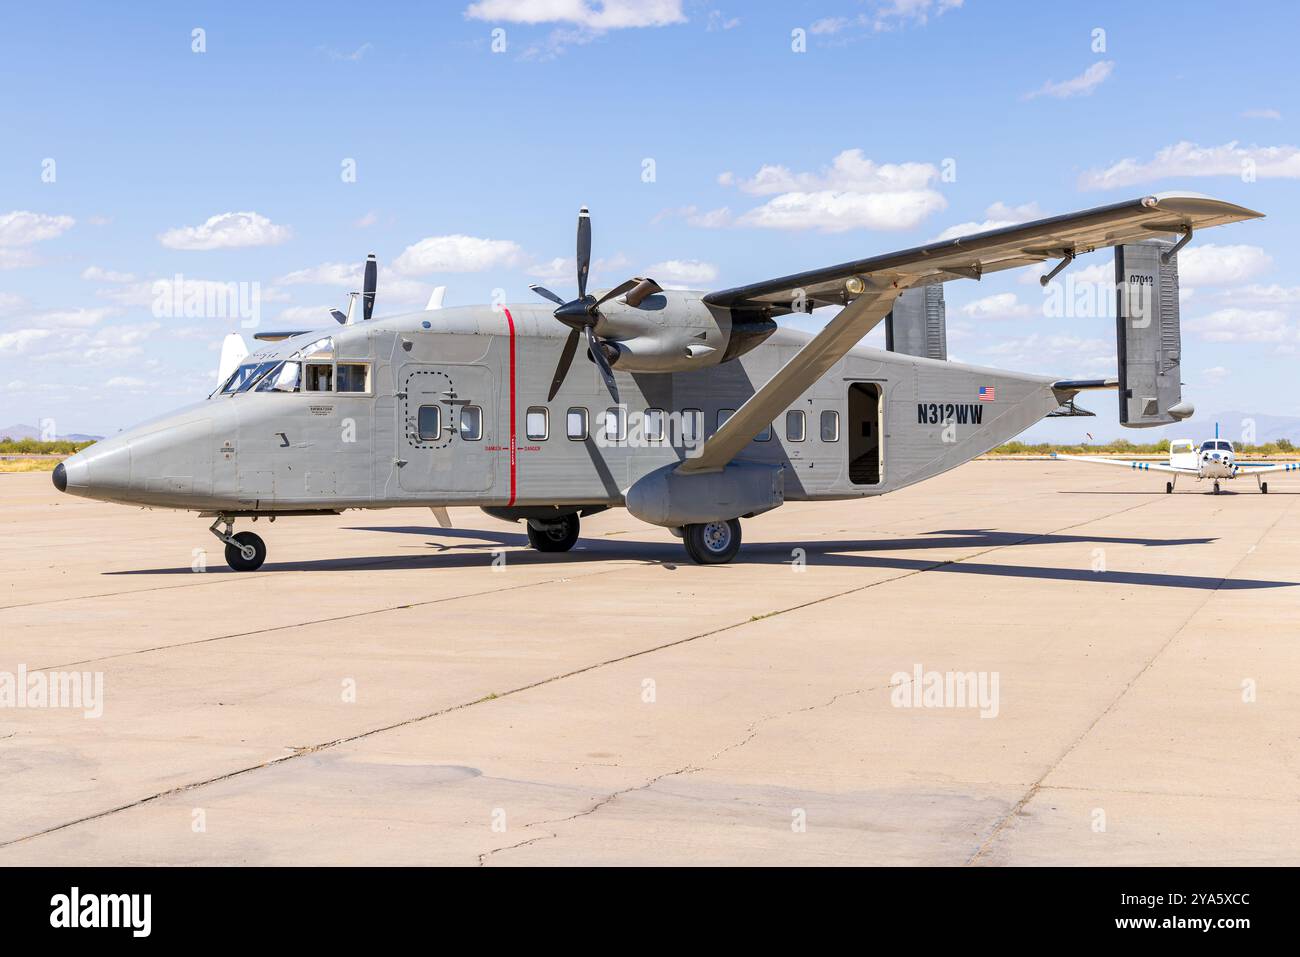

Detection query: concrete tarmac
xmin=1 ymin=461 xmax=1296 ymax=865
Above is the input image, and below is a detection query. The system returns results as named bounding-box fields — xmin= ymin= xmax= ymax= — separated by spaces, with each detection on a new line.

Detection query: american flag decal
xmin=978 ymin=386 xmax=995 ymax=401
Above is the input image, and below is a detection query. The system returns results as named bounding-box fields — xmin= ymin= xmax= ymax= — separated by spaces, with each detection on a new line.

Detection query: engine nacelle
xmin=625 ymin=461 xmax=785 ymax=528
xmin=593 ymin=291 xmax=776 ymax=374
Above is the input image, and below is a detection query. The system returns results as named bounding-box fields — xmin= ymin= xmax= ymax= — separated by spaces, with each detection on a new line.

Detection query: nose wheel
xmin=1213 ymin=481 xmax=1221 ymax=495
xmin=209 ymin=516 xmax=267 ymax=571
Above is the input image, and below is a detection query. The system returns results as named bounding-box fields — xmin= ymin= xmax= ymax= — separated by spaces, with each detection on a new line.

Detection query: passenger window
xmin=786 ymin=410 xmax=806 ymax=442
xmin=567 ymin=407 xmax=588 ymax=440
xmin=526 ymin=407 xmax=549 ymax=440
xmin=755 ymin=423 xmax=771 ymax=442
xmin=645 ymin=409 xmax=665 ymax=442
xmin=336 ymin=363 xmax=369 ymax=393
xmin=681 ymin=409 xmax=702 ymax=445
xmin=460 ymin=405 xmax=483 ymax=441
xmin=603 ymin=407 xmax=626 ymax=442
xmin=717 ymin=409 xmax=735 ymax=431
xmin=305 ymin=364 xmax=333 ymax=392
xmin=417 ymin=405 xmax=440 ymax=441
xmin=820 ymin=410 xmax=839 ymax=442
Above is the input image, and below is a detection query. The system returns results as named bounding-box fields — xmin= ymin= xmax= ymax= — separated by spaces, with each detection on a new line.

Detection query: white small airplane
xmin=1054 ymin=434 xmax=1299 ymax=494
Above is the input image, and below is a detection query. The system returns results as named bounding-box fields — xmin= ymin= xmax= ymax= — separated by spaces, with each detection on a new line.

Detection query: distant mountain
xmin=0 ymin=423 xmax=102 ymax=442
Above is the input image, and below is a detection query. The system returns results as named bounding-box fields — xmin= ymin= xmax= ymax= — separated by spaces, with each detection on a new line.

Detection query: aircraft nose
xmin=52 ymin=462 xmax=67 ymax=492
xmin=56 ymin=444 xmax=128 ymax=501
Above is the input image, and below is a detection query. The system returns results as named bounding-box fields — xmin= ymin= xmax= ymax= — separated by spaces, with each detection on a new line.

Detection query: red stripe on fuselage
xmin=504 ymin=307 xmax=517 ymax=505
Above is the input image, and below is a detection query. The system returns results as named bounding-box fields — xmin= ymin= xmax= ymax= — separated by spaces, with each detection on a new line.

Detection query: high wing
xmin=1051 ymin=453 xmax=1191 ymax=474
xmin=679 ymin=192 xmax=1262 ymax=475
xmin=1232 ymin=461 xmax=1300 ymax=476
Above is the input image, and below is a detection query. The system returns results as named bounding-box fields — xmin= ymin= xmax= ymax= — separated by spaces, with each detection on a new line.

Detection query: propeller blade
xmin=576 ymin=206 xmax=591 ymax=300
xmin=623 ymin=276 xmax=663 ymax=307
xmin=547 ymin=328 xmax=581 ymax=402
xmin=362 ymin=253 xmax=377 ymax=321
xmin=586 ymin=324 xmax=618 ymax=404
xmin=529 ymin=284 xmax=565 ymax=306
xmin=329 ymin=308 xmax=348 ymax=324
xmin=593 ymin=278 xmax=639 ymax=308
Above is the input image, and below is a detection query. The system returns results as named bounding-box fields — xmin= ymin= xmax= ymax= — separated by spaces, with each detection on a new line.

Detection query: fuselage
xmin=57 ymin=293 xmax=1064 ymax=515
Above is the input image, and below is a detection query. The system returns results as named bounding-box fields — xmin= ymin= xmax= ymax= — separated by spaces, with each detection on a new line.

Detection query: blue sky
xmin=1 ymin=0 xmax=1297 ymax=440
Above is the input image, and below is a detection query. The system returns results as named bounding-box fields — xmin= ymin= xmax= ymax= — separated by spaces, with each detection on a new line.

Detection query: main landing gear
xmin=682 ymin=518 xmax=743 ymax=565
xmin=526 ymin=513 xmax=580 ymax=552
xmin=210 ymin=516 xmax=267 ymax=572
xmin=1212 ymin=481 xmax=1222 ymax=495
xmin=1165 ymin=481 xmax=1174 ymax=494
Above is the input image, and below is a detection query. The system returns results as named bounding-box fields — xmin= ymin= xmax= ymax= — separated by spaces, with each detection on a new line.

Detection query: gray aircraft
xmin=53 ymin=193 xmax=1261 ymax=569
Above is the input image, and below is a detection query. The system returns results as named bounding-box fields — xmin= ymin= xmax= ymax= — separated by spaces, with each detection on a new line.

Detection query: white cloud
xmin=1201 ymin=366 xmax=1230 ymax=384
xmin=0 ymin=328 xmax=56 ymax=353
xmin=29 ymin=307 xmax=119 ymax=329
xmin=273 ymin=305 xmax=335 ymax=324
xmin=0 ymin=210 xmax=75 ymax=247
xmin=720 ymin=150 xmax=946 ymax=233
xmin=106 ymin=376 xmax=147 ymax=390
xmin=277 ymin=262 xmax=360 ymax=287
xmin=1079 ymin=140 xmax=1300 ymax=189
xmin=1023 ymin=60 xmax=1113 ymax=100
xmin=353 ymin=211 xmax=379 ymax=228
xmin=1223 ymin=283 xmax=1300 ymax=305
xmin=464 ymin=0 xmax=685 ymax=29
xmin=737 ymin=189 xmax=946 ymax=232
xmin=959 ymin=292 xmax=1034 ymax=320
xmin=808 ymin=1 xmax=961 ymax=36
xmin=81 ymin=265 xmax=137 ymax=283
xmin=937 ymin=201 xmax=1042 ymax=240
xmin=0 ymin=292 xmax=24 ymax=315
xmin=810 ymin=16 xmax=852 ymax=34
xmin=322 ymin=42 xmax=372 ymax=62
xmin=0 ymin=249 xmax=40 ymax=270
xmin=526 ymin=253 xmax=630 ymax=286
xmin=729 ymin=150 xmax=937 ymax=195
xmin=1178 ymin=244 xmax=1272 ymax=286
xmin=159 ymin=211 xmax=293 ymax=251
xmin=1242 ymin=108 xmax=1282 ymax=120
xmin=645 ymin=259 xmax=718 ymax=284
xmin=393 ymin=234 xmax=523 ymax=275
xmin=1186 ymin=308 xmax=1293 ymax=343
xmin=979 ymin=333 xmax=1113 ymax=372
xmin=706 ymin=10 xmax=739 ymax=31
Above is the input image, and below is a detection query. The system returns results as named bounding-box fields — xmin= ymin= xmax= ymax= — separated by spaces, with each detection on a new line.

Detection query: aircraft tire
xmin=1262 ymin=482 xmax=1269 ymax=494
xmin=683 ymin=518 xmax=742 ymax=565
xmin=1213 ymin=482 xmax=1221 ymax=495
xmin=527 ymin=514 xmax=580 ymax=552
xmin=1165 ymin=482 xmax=1173 ymax=494
xmin=225 ymin=531 xmax=266 ymax=572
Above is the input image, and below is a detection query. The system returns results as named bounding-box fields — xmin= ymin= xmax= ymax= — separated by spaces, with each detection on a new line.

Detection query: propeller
xmin=530 ymin=207 xmax=651 ymax=403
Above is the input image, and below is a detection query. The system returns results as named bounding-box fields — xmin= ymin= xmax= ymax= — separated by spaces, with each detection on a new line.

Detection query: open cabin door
xmin=397 ymin=364 xmax=496 ymax=494
xmin=847 ymin=382 xmax=884 ymax=485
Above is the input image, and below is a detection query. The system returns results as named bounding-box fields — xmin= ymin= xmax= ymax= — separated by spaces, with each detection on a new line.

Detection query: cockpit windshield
xmin=1201 ymin=440 xmax=1234 ymax=452
xmin=219 ymin=360 xmax=279 ymax=395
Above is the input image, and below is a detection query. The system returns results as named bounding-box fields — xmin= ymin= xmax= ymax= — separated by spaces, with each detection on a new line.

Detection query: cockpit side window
xmin=255 ymin=361 xmax=301 ymax=393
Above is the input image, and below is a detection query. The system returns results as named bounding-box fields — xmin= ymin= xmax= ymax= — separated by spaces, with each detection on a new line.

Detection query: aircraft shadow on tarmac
xmin=104 ymin=525 xmax=1295 ymax=590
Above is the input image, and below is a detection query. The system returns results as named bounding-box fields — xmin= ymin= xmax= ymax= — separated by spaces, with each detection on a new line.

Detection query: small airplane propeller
xmin=529 ymin=207 xmax=659 ymax=403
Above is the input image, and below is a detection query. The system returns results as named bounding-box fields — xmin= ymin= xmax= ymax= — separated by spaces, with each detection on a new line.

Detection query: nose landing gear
xmin=209 ymin=516 xmax=267 ymax=572
xmin=1212 ymin=481 xmax=1222 ymax=495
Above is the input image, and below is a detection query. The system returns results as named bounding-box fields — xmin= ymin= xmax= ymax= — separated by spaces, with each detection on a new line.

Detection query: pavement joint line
xmin=965 ymin=499 xmax=1294 ymax=866
xmin=0 ymin=495 xmax=1179 ymax=852
xmin=1036 ymin=783 xmax=1300 ymax=806
xmin=31 ymin=564 xmax=629 ymax=673
xmin=477 ymin=686 xmax=877 ymax=864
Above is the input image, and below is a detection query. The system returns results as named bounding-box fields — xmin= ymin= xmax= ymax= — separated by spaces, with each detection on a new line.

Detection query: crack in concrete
xmin=965 ymin=503 xmax=1294 ymax=866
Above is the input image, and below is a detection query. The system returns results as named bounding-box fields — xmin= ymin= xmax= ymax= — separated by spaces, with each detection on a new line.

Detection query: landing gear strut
xmin=526 ymin=513 xmax=580 ymax=552
xmin=209 ymin=516 xmax=267 ymax=572
xmin=683 ymin=518 xmax=743 ymax=565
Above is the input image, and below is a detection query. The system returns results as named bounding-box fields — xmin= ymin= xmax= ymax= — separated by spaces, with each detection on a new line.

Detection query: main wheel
xmin=527 ymin=514 xmax=580 ymax=552
xmin=1213 ymin=482 xmax=1221 ymax=495
xmin=1165 ymin=481 xmax=1173 ymax=494
xmin=224 ymin=531 xmax=266 ymax=572
xmin=684 ymin=518 xmax=742 ymax=565
xmin=1261 ymin=482 xmax=1269 ymax=494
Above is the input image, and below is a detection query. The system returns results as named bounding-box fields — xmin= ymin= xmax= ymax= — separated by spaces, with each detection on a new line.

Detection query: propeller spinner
xmin=530 ymin=207 xmax=643 ymax=403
